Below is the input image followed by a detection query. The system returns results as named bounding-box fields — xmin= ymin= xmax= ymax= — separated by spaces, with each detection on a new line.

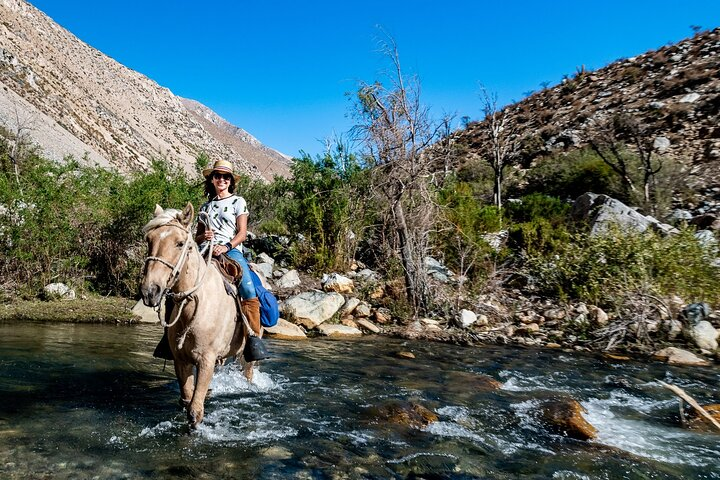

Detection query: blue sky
xmin=28 ymin=1 xmax=720 ymax=158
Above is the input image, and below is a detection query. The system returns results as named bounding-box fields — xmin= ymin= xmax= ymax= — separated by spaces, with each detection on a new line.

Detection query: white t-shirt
xmin=198 ymin=195 xmax=249 ymax=251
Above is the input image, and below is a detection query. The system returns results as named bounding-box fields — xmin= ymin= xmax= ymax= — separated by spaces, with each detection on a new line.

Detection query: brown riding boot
xmin=241 ymin=298 xmax=270 ymax=361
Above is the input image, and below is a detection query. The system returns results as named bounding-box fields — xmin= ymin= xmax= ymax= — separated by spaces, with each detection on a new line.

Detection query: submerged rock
xmin=366 ymin=401 xmax=438 ymax=429
xmin=538 ymin=398 xmax=597 ymax=440
xmin=686 ymin=404 xmax=720 ymax=432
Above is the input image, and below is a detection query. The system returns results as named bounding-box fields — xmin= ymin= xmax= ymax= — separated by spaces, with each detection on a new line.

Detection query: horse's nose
xmin=141 ymin=283 xmax=162 ymax=307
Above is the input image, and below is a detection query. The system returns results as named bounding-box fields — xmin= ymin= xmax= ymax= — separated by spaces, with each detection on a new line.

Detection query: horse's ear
xmin=153 ymin=204 xmax=164 ymax=217
xmin=180 ymin=202 xmax=194 ymax=227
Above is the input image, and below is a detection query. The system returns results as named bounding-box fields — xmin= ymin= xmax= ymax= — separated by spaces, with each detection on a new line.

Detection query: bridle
xmin=143 ymin=216 xmax=214 ymax=327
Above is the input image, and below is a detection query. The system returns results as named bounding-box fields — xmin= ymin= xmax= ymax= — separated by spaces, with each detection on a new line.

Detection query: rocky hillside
xmin=0 ymin=0 xmax=291 ymax=180
xmin=456 ymin=28 xmax=720 ymax=201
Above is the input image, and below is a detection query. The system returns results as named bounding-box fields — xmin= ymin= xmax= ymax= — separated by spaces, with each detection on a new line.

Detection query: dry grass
xmin=0 ymin=296 xmax=137 ymax=323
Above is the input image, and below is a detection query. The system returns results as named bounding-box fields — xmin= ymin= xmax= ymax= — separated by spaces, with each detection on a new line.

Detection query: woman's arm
xmin=212 ymin=213 xmax=248 ymax=256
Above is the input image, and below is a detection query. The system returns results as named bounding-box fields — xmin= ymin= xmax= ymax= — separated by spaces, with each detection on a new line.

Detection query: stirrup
xmin=243 ymin=336 xmax=270 ymax=362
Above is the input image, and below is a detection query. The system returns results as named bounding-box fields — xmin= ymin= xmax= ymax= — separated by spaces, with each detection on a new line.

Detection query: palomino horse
xmin=140 ymin=203 xmax=252 ymax=427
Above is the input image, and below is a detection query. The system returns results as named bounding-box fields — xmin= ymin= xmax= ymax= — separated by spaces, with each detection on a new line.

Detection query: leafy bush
xmin=244 ymin=150 xmax=373 ymax=272
xmin=528 ymin=226 xmax=720 ymax=306
xmin=0 ymin=152 xmax=203 ymax=298
xmin=523 ymin=149 xmax=623 ymax=201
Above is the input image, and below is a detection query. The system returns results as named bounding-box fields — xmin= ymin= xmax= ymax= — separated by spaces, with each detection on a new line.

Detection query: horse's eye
xmin=176 ymin=242 xmax=184 ymax=248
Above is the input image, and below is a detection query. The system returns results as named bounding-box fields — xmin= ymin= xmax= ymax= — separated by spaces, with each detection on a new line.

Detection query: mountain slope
xmin=456 ymin=28 xmax=720 ymax=193
xmin=0 ymin=0 xmax=291 ymax=180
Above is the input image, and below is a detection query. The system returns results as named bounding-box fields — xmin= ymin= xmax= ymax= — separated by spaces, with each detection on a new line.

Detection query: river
xmin=0 ymin=322 xmax=718 ymax=479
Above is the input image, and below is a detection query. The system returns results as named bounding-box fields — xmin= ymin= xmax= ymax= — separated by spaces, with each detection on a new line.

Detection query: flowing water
xmin=0 ymin=322 xmax=718 ymax=479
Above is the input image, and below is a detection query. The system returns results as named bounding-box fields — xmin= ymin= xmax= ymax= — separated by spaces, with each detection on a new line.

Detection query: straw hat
xmin=202 ymin=159 xmax=241 ymax=184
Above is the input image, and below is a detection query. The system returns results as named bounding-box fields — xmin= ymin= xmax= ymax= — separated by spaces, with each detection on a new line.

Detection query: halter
xmin=143 ymin=216 xmax=214 ymax=327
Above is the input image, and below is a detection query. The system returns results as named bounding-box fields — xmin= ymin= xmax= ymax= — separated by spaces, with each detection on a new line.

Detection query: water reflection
xmin=0 ymin=322 xmax=718 ymax=479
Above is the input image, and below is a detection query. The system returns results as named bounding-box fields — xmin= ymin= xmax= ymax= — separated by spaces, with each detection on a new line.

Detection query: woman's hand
xmin=212 ymin=244 xmax=230 ymax=256
xmin=203 ymin=229 xmax=215 ymax=242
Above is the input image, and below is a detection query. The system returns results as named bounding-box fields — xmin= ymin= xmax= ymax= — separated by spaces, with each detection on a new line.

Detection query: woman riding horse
xmin=154 ymin=159 xmax=267 ymax=364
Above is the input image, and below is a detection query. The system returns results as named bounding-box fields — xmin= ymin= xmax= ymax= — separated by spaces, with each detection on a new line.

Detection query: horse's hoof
xmin=188 ymin=408 xmax=204 ymax=428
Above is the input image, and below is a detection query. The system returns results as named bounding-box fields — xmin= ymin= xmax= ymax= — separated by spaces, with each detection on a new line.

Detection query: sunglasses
xmin=212 ymin=173 xmax=233 ymax=181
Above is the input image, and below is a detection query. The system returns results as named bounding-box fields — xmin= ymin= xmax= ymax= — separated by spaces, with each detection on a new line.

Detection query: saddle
xmin=212 ymin=253 xmax=243 ymax=284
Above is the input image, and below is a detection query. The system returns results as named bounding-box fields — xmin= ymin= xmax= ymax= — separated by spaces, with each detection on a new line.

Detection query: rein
xmin=143 ymin=214 xmax=215 ymax=327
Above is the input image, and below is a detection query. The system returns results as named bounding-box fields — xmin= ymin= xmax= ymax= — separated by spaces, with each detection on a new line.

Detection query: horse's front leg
xmin=188 ymin=357 xmax=215 ymax=428
xmin=174 ymin=361 xmax=194 ymax=409
xmin=243 ymin=360 xmax=256 ymax=382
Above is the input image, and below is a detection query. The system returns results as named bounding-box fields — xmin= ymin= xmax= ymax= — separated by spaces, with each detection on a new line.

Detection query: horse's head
xmin=140 ymin=203 xmax=194 ymax=307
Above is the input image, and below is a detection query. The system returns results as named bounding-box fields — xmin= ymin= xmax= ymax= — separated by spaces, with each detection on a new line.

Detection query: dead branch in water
xmin=658 ymin=380 xmax=720 ymax=432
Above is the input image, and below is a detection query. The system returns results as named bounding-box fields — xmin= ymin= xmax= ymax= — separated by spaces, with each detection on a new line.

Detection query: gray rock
xmin=685 ymin=320 xmax=719 ymax=351
xmin=355 ymin=268 xmax=378 ymax=281
xmin=340 ymin=297 xmax=361 ymax=316
xmin=481 ymin=230 xmax=509 ymax=251
xmin=256 ymin=252 xmax=275 ymax=265
xmin=694 ymin=230 xmax=718 ymax=249
xmin=43 ymin=282 xmax=75 ymax=300
xmin=653 ymin=347 xmax=710 ymax=366
xmin=321 ymin=273 xmax=354 ymax=294
xmin=316 ymin=323 xmax=362 ymax=337
xmin=356 ymin=319 xmax=381 ymax=333
xmin=355 ymin=302 xmax=372 ymax=318
xmin=679 ymin=93 xmax=700 ymax=103
xmin=425 ymin=256 xmax=454 ymax=282
xmin=682 ymin=302 xmax=711 ymax=325
xmin=572 ymin=193 xmax=678 ymax=236
xmin=131 ymin=300 xmax=158 ymax=323
xmin=281 ymin=290 xmax=345 ymax=329
xmin=653 ymin=136 xmax=670 ymax=152
xmin=264 ymin=319 xmax=308 ymax=340
xmin=670 ymin=209 xmax=693 ymax=222
xmin=253 ymin=261 xmax=274 ymax=281
xmin=458 ymin=309 xmax=477 ymax=328
xmin=275 ymin=269 xmax=301 ymax=289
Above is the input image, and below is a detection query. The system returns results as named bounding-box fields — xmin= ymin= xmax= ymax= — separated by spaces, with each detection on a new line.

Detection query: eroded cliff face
xmin=0 ymin=0 xmax=290 ymax=180
xmin=456 ymin=28 xmax=720 ymax=193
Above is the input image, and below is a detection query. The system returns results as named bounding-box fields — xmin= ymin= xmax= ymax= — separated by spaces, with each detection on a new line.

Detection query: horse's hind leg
xmin=174 ymin=361 xmax=194 ymax=409
xmin=188 ymin=358 xmax=214 ymax=428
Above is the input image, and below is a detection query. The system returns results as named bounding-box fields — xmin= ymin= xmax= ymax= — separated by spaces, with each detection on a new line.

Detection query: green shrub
xmin=0 ymin=154 xmax=203 ymax=298
xmin=524 ymin=149 xmax=623 ymax=201
xmin=528 ymin=226 xmax=720 ymax=306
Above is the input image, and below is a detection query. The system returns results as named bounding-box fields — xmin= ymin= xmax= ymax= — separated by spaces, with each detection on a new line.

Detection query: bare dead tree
xmin=6 ymin=100 xmax=37 ymax=196
xmin=352 ymin=34 xmax=446 ymax=318
xmin=587 ymin=115 xmax=638 ymax=199
xmin=621 ymin=115 xmax=663 ymax=212
xmin=477 ymin=86 xmax=519 ymax=210
xmin=587 ymin=112 xmax=662 ymax=210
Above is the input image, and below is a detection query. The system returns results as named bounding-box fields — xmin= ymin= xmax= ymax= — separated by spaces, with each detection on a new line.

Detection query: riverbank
xmin=3 ymin=294 xmax=717 ymax=368
xmin=0 ymin=297 xmax=137 ymax=324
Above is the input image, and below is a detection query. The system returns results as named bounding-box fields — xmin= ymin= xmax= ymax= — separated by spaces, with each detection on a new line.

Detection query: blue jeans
xmin=225 ymin=249 xmax=257 ymax=300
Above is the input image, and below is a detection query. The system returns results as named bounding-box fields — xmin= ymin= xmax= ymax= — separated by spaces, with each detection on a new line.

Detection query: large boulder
xmin=281 ymin=290 xmax=345 ymax=329
xmin=572 ymin=193 xmax=677 ymax=236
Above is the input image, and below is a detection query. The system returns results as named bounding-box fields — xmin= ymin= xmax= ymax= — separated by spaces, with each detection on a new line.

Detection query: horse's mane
xmin=142 ymin=208 xmax=184 ymax=236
